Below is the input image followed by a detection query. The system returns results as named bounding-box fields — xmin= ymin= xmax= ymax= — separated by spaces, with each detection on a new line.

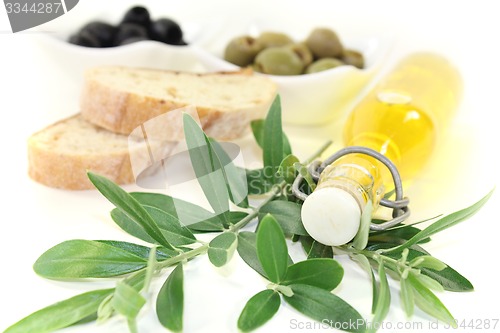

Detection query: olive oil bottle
xmin=343 ymin=52 xmax=462 ymax=182
xmin=302 ymin=53 xmax=462 ymax=246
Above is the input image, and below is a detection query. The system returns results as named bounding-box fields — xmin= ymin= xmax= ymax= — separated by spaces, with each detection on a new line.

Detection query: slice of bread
xmin=80 ymin=67 xmax=277 ymax=139
xmin=28 ymin=114 xmax=174 ymax=190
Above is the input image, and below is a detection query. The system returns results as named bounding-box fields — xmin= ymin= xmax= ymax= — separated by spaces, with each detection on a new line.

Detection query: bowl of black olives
xmin=36 ymin=5 xmax=202 ymax=80
xmin=68 ymin=6 xmax=187 ymax=48
xmin=195 ymin=27 xmax=392 ymax=125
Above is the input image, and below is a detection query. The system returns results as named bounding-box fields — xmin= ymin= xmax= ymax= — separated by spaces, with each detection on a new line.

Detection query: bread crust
xmin=27 ymin=114 xmax=176 ymax=190
xmin=28 ymin=140 xmax=134 ymax=190
xmin=80 ymin=68 xmax=277 ymax=140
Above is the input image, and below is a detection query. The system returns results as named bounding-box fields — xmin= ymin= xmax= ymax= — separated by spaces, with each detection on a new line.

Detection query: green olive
xmin=342 ymin=49 xmax=365 ymax=69
xmin=306 ymin=58 xmax=345 ymax=74
xmin=286 ymin=43 xmax=314 ymax=67
xmin=255 ymin=46 xmax=304 ymax=75
xmin=257 ymin=32 xmax=294 ymax=48
xmin=305 ymin=28 xmax=344 ymax=58
xmin=224 ymin=35 xmax=264 ymax=67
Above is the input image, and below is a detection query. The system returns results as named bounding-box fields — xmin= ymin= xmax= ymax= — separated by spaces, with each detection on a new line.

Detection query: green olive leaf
xmin=284 ymin=134 xmax=293 ymax=157
xmin=257 ymin=214 xmax=289 ymax=283
xmin=368 ymin=225 xmax=431 ymax=244
xmin=369 ymin=261 xmax=391 ymax=333
xmin=183 ymin=113 xmax=231 ymax=225
xmin=111 ymin=205 xmax=196 ymax=247
xmin=130 ymin=192 xmax=225 ymax=231
xmin=144 ymin=205 xmax=197 ymax=245
xmin=413 ymin=273 xmax=444 ymax=292
xmin=400 ymin=276 xmax=414 ymax=317
xmin=110 ymin=209 xmax=154 ymax=244
xmin=421 ymin=265 xmax=472 ymax=292
xmin=237 ymin=231 xmax=294 ymax=279
xmin=237 ymin=231 xmax=268 ymax=278
xmin=182 ymin=118 xmax=249 ymax=216
xmin=251 ymin=117 xmax=292 ymax=157
xmin=123 ymin=270 xmax=147 ymax=292
xmin=365 ymin=242 xmax=413 ymax=253
xmin=112 ymin=281 xmax=146 ymax=319
xmin=156 ymin=263 xmax=184 ymax=332
xmin=258 ymin=200 xmax=308 ymax=236
xmin=383 ymin=188 xmax=396 ymax=200
xmin=143 ymin=245 xmax=158 ymax=294
xmin=278 ymin=154 xmax=299 ymax=184
xmin=88 ymin=172 xmax=173 ymax=250
xmin=410 ymin=255 xmax=447 ymax=271
xmin=382 ymin=190 xmax=494 ymax=254
xmin=281 ymin=258 xmax=344 ymax=291
xmin=33 ymin=240 xmax=149 ymax=279
xmin=209 ymin=138 xmax=249 ymax=208
xmin=408 ymin=273 xmax=457 ymax=327
xmin=284 ymin=284 xmax=366 ymax=333
xmin=300 ymin=236 xmax=333 ymax=259
xmin=208 ymin=232 xmax=238 ymax=267
xmin=4 ymin=289 xmax=114 ymax=333
xmin=250 ymin=119 xmax=265 ymax=149
xmin=293 ymin=162 xmax=316 ymax=191
xmin=237 ymin=290 xmax=281 ymax=332
xmin=353 ymin=200 xmax=373 ymax=250
xmin=349 ymin=253 xmax=378 ymax=314
xmin=263 ymin=96 xmax=285 ymax=184
xmin=95 ymin=240 xmax=176 ymax=261
xmin=96 ymin=294 xmax=114 ymax=323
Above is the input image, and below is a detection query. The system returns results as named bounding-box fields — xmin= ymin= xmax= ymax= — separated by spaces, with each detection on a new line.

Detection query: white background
xmin=1 ymin=0 xmax=499 ymax=332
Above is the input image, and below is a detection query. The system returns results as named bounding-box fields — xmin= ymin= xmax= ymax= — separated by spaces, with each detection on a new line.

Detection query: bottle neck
xmin=318 ymin=156 xmax=385 ymax=212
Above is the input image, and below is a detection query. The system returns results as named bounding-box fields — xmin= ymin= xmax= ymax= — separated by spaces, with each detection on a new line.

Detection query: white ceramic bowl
xmin=33 ymin=0 xmax=217 ymax=83
xmin=36 ymin=34 xmax=201 ymax=77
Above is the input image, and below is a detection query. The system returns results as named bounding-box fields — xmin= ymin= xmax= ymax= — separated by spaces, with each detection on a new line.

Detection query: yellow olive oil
xmin=342 ymin=52 xmax=462 ymax=184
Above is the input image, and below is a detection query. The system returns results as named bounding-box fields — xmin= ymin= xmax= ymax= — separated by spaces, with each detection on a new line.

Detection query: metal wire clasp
xmin=292 ymin=146 xmax=410 ymax=231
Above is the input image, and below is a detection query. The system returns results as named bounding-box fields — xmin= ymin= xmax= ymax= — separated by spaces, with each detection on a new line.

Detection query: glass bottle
xmin=302 ymin=52 xmax=462 ymax=246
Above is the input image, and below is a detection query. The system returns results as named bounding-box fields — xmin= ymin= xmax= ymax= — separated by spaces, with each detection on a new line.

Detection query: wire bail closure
xmin=292 ymin=146 xmax=410 ymax=231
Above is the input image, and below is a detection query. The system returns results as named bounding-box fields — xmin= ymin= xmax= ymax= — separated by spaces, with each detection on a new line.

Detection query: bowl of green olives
xmin=194 ymin=27 xmax=392 ymax=125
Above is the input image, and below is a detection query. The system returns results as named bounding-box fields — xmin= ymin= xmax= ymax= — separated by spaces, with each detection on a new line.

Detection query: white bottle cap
xmin=301 ymin=187 xmax=361 ymax=246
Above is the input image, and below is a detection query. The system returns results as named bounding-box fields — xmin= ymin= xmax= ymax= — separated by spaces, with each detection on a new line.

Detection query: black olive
xmin=79 ymin=21 xmax=117 ymax=47
xmin=119 ymin=36 xmax=149 ymax=46
xmin=173 ymin=39 xmax=188 ymax=46
xmin=149 ymin=18 xmax=184 ymax=45
xmin=114 ymin=23 xmax=148 ymax=46
xmin=68 ymin=30 xmax=100 ymax=47
xmin=121 ymin=6 xmax=151 ymax=29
